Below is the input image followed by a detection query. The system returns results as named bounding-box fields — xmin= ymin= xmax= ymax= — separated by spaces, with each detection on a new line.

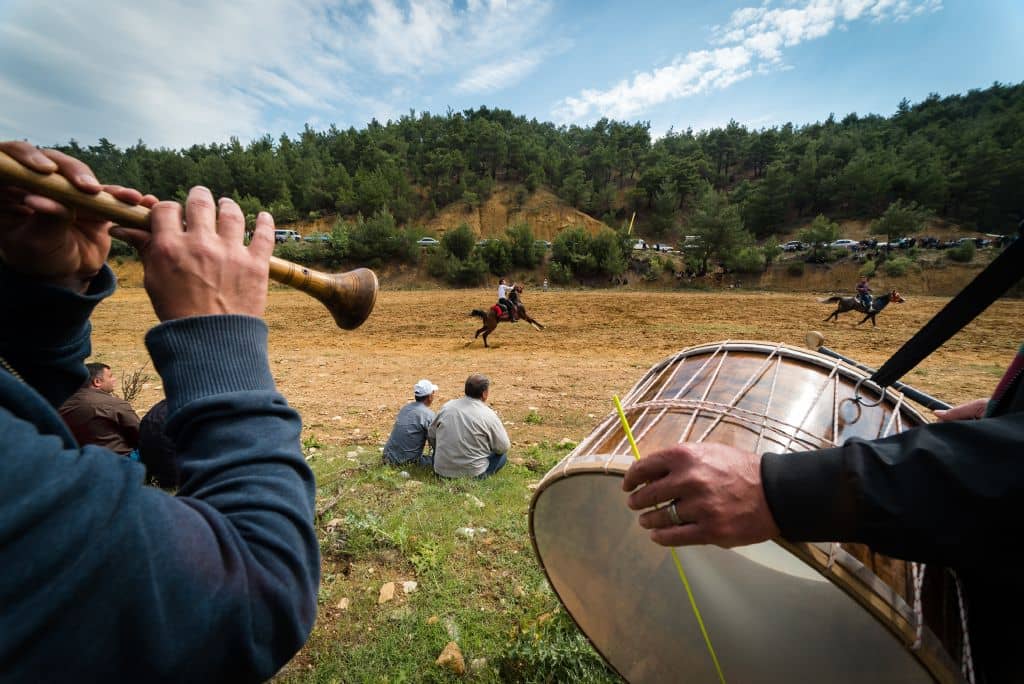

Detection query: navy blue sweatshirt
xmin=0 ymin=264 xmax=319 ymax=682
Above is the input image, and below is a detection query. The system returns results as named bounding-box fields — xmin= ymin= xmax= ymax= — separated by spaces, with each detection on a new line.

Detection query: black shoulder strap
xmin=871 ymin=229 xmax=1024 ymax=389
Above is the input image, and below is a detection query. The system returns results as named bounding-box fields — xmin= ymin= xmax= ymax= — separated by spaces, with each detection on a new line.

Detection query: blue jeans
xmin=383 ymin=450 xmax=433 ymax=467
xmin=477 ymin=452 xmax=507 ymax=479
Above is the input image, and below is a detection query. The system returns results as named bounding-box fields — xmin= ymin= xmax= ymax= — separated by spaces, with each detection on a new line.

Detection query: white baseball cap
xmin=413 ymin=379 xmax=438 ymax=398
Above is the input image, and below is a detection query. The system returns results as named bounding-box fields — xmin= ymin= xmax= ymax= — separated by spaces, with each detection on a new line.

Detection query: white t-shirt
xmin=497 ymin=283 xmax=509 ymax=300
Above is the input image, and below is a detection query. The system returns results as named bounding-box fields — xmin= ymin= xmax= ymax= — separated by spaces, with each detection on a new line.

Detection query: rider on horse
xmin=497 ymin=278 xmax=518 ymax=322
xmin=856 ymin=275 xmax=874 ymax=313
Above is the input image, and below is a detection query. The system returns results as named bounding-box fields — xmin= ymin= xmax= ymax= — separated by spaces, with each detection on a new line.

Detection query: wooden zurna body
xmin=529 ymin=341 xmax=967 ymax=683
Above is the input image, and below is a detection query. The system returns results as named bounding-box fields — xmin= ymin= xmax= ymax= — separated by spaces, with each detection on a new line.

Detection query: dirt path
xmin=88 ymin=286 xmax=1023 ymax=451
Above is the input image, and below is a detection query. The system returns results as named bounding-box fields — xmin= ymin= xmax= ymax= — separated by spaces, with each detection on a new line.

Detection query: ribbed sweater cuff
xmin=761 ymin=447 xmax=857 ymax=542
xmin=145 ymin=315 xmax=275 ymax=413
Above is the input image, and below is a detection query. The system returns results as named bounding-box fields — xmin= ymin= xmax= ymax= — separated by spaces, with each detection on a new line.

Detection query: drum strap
xmin=871 ymin=225 xmax=1024 ymax=389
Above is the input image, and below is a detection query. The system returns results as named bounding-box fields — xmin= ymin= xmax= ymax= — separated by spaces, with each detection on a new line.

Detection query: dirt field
xmin=90 ymin=281 xmax=1023 ymax=449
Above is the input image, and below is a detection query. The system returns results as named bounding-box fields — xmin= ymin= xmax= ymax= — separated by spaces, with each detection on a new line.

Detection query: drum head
xmin=532 ymin=472 xmax=935 ymax=683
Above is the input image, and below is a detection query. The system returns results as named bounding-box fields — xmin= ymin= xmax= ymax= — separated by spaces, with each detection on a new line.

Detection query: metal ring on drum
xmin=529 ymin=341 xmax=965 ymax=683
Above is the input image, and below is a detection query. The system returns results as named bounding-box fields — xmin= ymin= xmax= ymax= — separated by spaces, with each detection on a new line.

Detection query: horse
xmin=470 ymin=286 xmax=544 ymax=348
xmin=819 ymin=289 xmax=906 ymax=327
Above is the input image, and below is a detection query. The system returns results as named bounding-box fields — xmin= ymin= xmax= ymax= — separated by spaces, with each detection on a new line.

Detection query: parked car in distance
xmin=651 ymin=243 xmax=673 ymax=252
xmin=632 ymin=239 xmax=648 ymax=250
xmin=274 ymin=229 xmax=301 ymax=243
xmin=534 ymin=239 xmax=552 ymax=249
xmin=416 ymin=236 xmax=440 ymax=247
xmin=303 ymin=232 xmax=331 ymax=243
xmin=829 ymin=239 xmax=858 ymax=249
xmin=782 ymin=240 xmax=805 ymax=252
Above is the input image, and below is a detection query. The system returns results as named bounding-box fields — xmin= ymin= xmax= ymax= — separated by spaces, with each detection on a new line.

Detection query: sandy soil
xmin=88 ymin=283 xmax=1023 ymax=451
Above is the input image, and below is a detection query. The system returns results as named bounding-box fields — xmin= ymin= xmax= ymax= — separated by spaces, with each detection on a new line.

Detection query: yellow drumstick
xmin=614 ymin=395 xmax=727 ymax=684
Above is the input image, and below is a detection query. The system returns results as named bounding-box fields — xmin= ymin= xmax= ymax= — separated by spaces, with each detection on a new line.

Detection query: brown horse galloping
xmin=820 ymin=289 xmax=905 ymax=327
xmin=470 ymin=286 xmax=544 ymax=348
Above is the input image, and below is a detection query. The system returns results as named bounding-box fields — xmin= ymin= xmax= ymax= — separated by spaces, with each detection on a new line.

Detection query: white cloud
xmin=555 ymin=0 xmax=942 ymax=124
xmin=455 ymin=54 xmax=544 ymax=94
xmin=0 ymin=0 xmax=557 ymax=148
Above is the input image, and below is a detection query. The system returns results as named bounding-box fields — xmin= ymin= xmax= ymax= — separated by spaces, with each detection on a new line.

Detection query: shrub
xmin=786 ymin=261 xmax=805 ymax=276
xmin=725 ymin=246 xmax=765 ymax=274
xmin=442 ymin=223 xmax=476 ymax=261
xmin=426 ymin=250 xmax=454 ymax=278
xmin=274 ymin=240 xmax=322 ymax=264
xmin=497 ymin=610 xmax=615 ymax=683
xmin=446 ymin=254 xmax=489 ymax=286
xmin=883 ymin=256 xmax=916 ymax=276
xmin=859 ymin=259 xmax=877 ymax=277
xmin=345 ymin=209 xmax=416 ymax=265
xmin=507 ymin=222 xmax=542 ymax=268
xmin=947 ymin=241 xmax=976 ymax=263
xmin=108 ymin=238 xmax=136 ymax=258
xmin=477 ymin=239 xmax=513 ymax=275
xmin=548 ymin=261 xmax=573 ymax=284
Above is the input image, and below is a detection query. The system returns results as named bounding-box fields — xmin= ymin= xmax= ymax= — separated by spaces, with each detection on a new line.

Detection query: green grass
xmin=277 ymin=441 xmax=619 ymax=683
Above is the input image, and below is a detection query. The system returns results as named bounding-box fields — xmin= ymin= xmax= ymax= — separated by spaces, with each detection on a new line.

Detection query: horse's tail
xmin=818 ymin=296 xmax=841 ymax=304
xmin=470 ymin=309 xmax=487 ymax=319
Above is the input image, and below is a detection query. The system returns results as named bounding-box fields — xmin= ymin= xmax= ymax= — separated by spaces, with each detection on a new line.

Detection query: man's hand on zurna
xmin=0 ymin=140 xmax=157 ymax=292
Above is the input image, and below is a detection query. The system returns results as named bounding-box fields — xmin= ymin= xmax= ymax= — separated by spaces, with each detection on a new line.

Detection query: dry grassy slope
xmin=425 ymin=186 xmax=608 ymax=240
xmin=286 ymin=184 xmax=609 ymax=240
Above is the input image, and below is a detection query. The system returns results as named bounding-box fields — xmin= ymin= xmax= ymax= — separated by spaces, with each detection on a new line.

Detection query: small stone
xmin=378 ymin=582 xmax=395 ymax=604
xmin=558 ymin=437 xmax=576 ymax=447
xmin=346 ymin=451 xmax=358 ymax=458
xmin=435 ymin=641 xmax=465 ymax=675
xmin=325 ymin=517 xmax=344 ymax=530
xmin=455 ymin=527 xmax=476 ymax=539
xmin=470 ymin=657 xmax=488 ymax=672
xmin=402 ymin=580 xmax=418 ymax=594
xmin=399 ymin=471 xmax=410 ymax=479
xmin=509 ymin=457 xmax=525 ymax=466
xmin=514 ymin=585 xmax=526 ymax=598
xmin=405 ymin=480 xmax=423 ymax=489
xmin=331 ymin=415 xmax=342 ymax=421
xmin=337 ymin=597 xmax=350 ymax=611
xmin=528 ymin=406 xmax=539 ymax=411
xmin=526 ymin=482 xmax=539 ymax=491
xmin=426 ymin=615 xmax=439 ymax=625
xmin=465 ymin=494 xmax=485 ymax=508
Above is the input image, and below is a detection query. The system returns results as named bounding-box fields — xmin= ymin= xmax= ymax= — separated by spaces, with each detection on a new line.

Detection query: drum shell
xmin=529 ymin=341 xmax=963 ymax=683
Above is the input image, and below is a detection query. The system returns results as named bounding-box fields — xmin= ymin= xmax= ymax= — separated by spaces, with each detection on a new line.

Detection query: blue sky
xmin=1 ymin=0 xmax=1021 ymax=149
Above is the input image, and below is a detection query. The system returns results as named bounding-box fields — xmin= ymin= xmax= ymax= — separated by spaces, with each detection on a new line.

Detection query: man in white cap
xmin=382 ymin=379 xmax=438 ymax=467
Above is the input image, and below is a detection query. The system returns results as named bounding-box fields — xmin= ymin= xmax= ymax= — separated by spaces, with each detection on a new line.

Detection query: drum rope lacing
xmin=910 ymin=563 xmax=975 ymax=683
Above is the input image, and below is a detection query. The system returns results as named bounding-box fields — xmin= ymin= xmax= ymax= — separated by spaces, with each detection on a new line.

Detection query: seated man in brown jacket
xmin=60 ymin=362 xmax=141 ymax=458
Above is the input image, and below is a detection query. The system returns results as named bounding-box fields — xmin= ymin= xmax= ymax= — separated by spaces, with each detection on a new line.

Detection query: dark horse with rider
xmin=470 ymin=282 xmax=544 ymax=347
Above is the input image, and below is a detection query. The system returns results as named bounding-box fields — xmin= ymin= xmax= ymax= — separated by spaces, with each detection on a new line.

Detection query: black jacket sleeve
xmin=761 ymin=411 xmax=1024 ymax=567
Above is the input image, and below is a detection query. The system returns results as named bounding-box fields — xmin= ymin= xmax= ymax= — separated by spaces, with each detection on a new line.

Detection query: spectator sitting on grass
xmin=382 ymin=379 xmax=438 ymax=467
xmin=429 ymin=374 xmax=510 ymax=479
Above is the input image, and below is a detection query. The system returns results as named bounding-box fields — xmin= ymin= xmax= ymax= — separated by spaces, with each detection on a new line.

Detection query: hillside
xmin=427 ymin=186 xmax=608 ymax=240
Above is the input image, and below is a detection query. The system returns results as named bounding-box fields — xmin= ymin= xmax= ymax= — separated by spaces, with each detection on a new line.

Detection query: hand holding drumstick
xmin=622 ymin=443 xmax=781 ymax=548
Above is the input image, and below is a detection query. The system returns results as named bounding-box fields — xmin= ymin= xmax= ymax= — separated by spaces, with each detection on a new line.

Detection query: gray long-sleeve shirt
xmin=382 ymin=400 xmax=435 ymax=464
xmin=429 ymin=396 xmax=510 ymax=477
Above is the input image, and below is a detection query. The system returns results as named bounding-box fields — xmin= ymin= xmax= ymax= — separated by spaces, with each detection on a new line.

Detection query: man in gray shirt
xmin=430 ymin=374 xmax=510 ymax=479
xmin=382 ymin=379 xmax=438 ymax=466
